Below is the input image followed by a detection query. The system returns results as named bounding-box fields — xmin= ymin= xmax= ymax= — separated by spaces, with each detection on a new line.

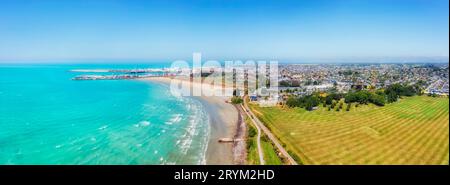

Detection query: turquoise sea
xmin=0 ymin=63 xmax=210 ymax=164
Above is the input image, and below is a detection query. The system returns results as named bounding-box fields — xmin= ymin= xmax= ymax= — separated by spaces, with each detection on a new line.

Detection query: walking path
xmin=240 ymin=104 xmax=265 ymax=165
xmin=242 ymin=99 xmax=298 ymax=165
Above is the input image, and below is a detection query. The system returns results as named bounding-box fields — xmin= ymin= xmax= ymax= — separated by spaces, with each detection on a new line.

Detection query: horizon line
xmin=0 ymin=56 xmax=448 ymax=64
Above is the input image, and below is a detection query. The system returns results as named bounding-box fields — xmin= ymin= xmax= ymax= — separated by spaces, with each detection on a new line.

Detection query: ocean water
xmin=0 ymin=63 xmax=210 ymax=164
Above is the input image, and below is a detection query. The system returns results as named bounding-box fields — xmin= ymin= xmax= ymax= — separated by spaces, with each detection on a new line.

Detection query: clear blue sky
xmin=0 ymin=0 xmax=448 ymax=61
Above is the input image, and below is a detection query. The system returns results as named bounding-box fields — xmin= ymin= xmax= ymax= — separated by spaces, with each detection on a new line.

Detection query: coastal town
xmin=245 ymin=63 xmax=445 ymax=104
xmin=280 ymin=63 xmax=448 ymax=93
xmin=276 ymin=63 xmax=449 ymax=96
xmin=72 ymin=62 xmax=449 ymax=101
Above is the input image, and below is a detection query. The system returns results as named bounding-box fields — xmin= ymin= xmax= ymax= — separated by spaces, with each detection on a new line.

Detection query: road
xmin=242 ymin=99 xmax=298 ymax=165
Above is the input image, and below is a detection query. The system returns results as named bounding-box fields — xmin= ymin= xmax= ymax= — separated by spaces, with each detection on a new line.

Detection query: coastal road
xmin=240 ymin=104 xmax=265 ymax=165
xmin=242 ymin=99 xmax=298 ymax=165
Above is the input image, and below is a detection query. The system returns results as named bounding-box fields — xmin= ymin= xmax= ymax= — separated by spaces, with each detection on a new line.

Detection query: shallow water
xmin=0 ymin=63 xmax=209 ymax=164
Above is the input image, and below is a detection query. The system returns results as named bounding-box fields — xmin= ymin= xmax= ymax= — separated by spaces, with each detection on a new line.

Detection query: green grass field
xmin=250 ymin=96 xmax=449 ymax=165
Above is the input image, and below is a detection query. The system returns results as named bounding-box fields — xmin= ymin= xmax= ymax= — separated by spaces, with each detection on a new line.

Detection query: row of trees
xmin=344 ymin=90 xmax=386 ymax=106
xmin=384 ymin=83 xmax=421 ymax=103
xmin=285 ymin=83 xmax=421 ymax=111
xmin=286 ymin=95 xmax=320 ymax=111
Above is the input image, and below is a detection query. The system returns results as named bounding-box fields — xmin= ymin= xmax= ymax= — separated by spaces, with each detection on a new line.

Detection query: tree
xmin=285 ymin=95 xmax=320 ymax=111
xmin=325 ymin=95 xmax=334 ymax=105
xmin=385 ymin=83 xmax=418 ymax=99
xmin=345 ymin=90 xmax=384 ymax=106
xmin=279 ymin=80 xmax=290 ymax=87
xmin=387 ymin=91 xmax=398 ymax=103
xmin=345 ymin=91 xmax=370 ymax=104
xmin=302 ymin=95 xmax=320 ymax=111
xmin=402 ymin=85 xmax=416 ymax=96
xmin=331 ymin=100 xmax=336 ymax=109
xmin=369 ymin=93 xmax=385 ymax=106
xmin=413 ymin=84 xmax=423 ymax=95
xmin=345 ymin=93 xmax=356 ymax=103
xmin=286 ymin=96 xmax=299 ymax=108
xmin=355 ymin=91 xmax=370 ymax=104
xmin=375 ymin=89 xmax=385 ymax=96
xmin=231 ymin=96 xmax=243 ymax=104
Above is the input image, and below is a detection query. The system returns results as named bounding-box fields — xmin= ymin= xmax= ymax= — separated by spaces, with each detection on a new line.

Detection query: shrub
xmin=286 ymin=95 xmax=320 ymax=111
xmin=369 ymin=93 xmax=385 ymax=106
xmin=248 ymin=125 xmax=257 ymax=138
xmin=286 ymin=96 xmax=299 ymax=107
xmin=387 ymin=91 xmax=398 ymax=103
xmin=385 ymin=83 xmax=419 ymax=100
xmin=345 ymin=90 xmax=385 ymax=106
xmin=231 ymin=96 xmax=243 ymax=104
xmin=246 ymin=139 xmax=254 ymax=150
xmin=331 ymin=100 xmax=336 ymax=108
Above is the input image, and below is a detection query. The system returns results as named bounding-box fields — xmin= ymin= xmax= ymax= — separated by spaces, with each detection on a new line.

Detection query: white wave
xmin=177 ymin=100 xmax=208 ymax=157
xmin=198 ymin=107 xmax=211 ymax=165
xmin=186 ymin=103 xmax=191 ymax=110
xmin=166 ymin=98 xmax=211 ymax=164
xmin=139 ymin=121 xmax=150 ymax=127
xmin=165 ymin=114 xmax=183 ymax=125
xmin=133 ymin=121 xmax=150 ymax=128
xmin=98 ymin=125 xmax=108 ymax=130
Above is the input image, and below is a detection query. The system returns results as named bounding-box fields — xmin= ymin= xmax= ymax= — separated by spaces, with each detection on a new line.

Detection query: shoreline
xmin=142 ymin=77 xmax=240 ymax=164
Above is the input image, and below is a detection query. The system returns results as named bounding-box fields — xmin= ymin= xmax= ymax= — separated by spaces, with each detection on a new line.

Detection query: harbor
xmin=70 ymin=68 xmax=173 ymax=73
xmin=72 ymin=74 xmax=175 ymax=80
xmin=71 ymin=68 xmax=178 ymax=80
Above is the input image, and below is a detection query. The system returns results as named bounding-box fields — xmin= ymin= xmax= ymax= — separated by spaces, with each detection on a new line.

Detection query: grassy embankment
xmin=245 ymin=116 xmax=284 ymax=165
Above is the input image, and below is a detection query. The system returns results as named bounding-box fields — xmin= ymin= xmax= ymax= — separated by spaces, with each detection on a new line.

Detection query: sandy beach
xmin=143 ymin=77 xmax=240 ymax=164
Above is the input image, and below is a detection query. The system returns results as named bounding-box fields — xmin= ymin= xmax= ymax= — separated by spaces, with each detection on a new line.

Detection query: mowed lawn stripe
xmin=348 ymin=98 xmax=448 ymax=164
xmin=413 ymin=114 xmax=449 ymax=164
xmin=250 ymin=96 xmax=449 ymax=165
xmin=371 ymin=106 xmax=445 ymax=163
xmin=280 ymin=104 xmax=423 ymax=163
